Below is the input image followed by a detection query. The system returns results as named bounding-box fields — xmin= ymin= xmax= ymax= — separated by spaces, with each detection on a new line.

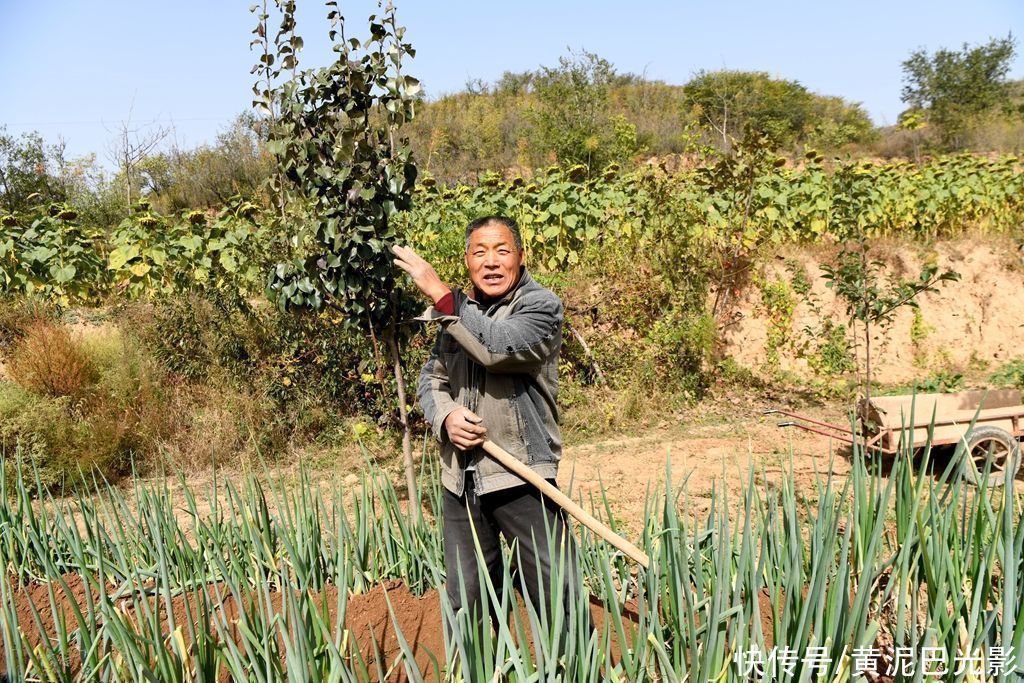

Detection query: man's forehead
xmin=468 ymin=225 xmax=517 ymax=247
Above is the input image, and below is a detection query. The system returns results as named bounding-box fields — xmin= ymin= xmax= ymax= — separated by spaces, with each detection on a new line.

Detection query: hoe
xmin=481 ymin=439 xmax=650 ymax=568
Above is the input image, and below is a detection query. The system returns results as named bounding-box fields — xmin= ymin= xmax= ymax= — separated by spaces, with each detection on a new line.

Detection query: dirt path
xmin=557 ymin=401 xmax=854 ymax=534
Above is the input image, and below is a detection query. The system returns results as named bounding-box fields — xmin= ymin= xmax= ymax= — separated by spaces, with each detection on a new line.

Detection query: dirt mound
xmin=723 ymin=238 xmax=1024 ymax=383
xmin=1 ymin=574 xmax=637 ymax=681
xmin=343 ymin=579 xmax=446 ymax=679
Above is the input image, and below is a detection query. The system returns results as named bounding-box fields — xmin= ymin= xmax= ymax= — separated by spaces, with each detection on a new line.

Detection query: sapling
xmin=252 ymin=0 xmax=424 ymax=508
xmin=821 ymin=236 xmax=959 ymax=405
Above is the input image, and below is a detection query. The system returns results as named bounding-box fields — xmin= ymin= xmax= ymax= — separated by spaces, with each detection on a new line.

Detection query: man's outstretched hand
xmin=391 ymin=245 xmax=450 ymax=304
xmin=444 ymin=407 xmax=487 ymax=451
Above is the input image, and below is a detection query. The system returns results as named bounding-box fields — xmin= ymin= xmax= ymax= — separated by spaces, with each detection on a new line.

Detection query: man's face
xmin=465 ymin=223 xmax=524 ymax=300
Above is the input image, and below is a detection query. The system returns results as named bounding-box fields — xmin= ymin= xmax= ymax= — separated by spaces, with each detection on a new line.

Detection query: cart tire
xmin=962 ymin=426 xmax=1021 ymax=488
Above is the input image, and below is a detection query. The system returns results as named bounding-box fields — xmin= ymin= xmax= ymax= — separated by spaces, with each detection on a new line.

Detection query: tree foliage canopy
xmin=0 ymin=127 xmax=63 ymax=214
xmin=254 ymin=1 xmax=420 ymax=333
xmin=530 ymin=50 xmax=643 ymax=171
xmin=901 ymin=34 xmax=1019 ymax=148
xmin=682 ymin=70 xmax=874 ymax=152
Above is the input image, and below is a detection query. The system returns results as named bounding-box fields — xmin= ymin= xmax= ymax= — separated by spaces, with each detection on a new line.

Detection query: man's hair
xmin=465 ymin=215 xmax=523 ymax=252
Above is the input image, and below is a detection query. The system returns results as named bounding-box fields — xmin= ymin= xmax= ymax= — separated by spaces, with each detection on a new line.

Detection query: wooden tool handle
xmin=480 ymin=440 xmax=650 ymax=568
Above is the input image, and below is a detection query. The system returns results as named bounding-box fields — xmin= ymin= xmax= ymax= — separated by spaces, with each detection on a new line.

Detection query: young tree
xmin=252 ymin=1 xmax=423 ymax=507
xmin=0 ymin=127 xmax=64 ymax=213
xmin=682 ymin=70 xmax=876 ymax=153
xmin=821 ymin=240 xmax=959 ymax=405
xmin=104 ymin=104 xmax=170 ymax=214
xmin=901 ymin=34 xmax=1018 ymax=149
xmin=531 ymin=49 xmax=641 ymax=171
xmin=820 ymin=163 xmax=959 ymax=404
xmin=683 ymin=70 xmax=814 ymax=152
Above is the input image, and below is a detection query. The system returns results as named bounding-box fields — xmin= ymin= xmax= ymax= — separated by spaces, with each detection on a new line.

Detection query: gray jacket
xmin=416 ymin=266 xmax=563 ymax=496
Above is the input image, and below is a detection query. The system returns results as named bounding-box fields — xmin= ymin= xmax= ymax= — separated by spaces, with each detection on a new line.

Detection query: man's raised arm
xmin=441 ymin=289 xmax=563 ymax=373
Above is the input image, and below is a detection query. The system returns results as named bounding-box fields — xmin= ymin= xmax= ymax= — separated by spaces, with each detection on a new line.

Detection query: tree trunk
xmin=0 ymin=165 xmax=13 ymax=212
xmin=566 ymin=321 xmax=605 ymax=385
xmin=864 ymin=320 xmax=872 ymax=407
xmin=848 ymin=317 xmax=860 ymax=397
xmin=861 ymin=246 xmax=871 ymax=407
xmin=123 ymin=131 xmax=132 ymax=214
xmin=384 ymin=326 xmax=418 ymax=514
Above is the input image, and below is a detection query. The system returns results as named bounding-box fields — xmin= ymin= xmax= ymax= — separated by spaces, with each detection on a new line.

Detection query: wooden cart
xmin=767 ymin=389 xmax=1024 ymax=486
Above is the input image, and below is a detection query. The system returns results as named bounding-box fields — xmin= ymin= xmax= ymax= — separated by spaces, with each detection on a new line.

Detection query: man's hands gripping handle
xmin=443 ymin=407 xmax=488 ymax=451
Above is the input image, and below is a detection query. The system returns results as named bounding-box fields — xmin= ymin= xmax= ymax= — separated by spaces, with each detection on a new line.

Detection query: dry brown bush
xmin=155 ymin=384 xmax=255 ymax=472
xmin=7 ymin=320 xmax=99 ymax=399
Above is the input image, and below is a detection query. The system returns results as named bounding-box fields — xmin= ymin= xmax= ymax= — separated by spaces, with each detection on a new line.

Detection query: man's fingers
xmin=391 ymin=244 xmax=423 ymax=264
xmin=455 ymin=411 xmax=485 ymax=437
xmin=390 ymin=246 xmax=414 ymax=267
xmin=452 ymin=434 xmax=483 ymax=450
xmin=452 ymin=424 xmax=486 ymax=444
xmin=447 ymin=408 xmax=486 ymax=451
xmin=454 ymin=426 xmax=483 ymax=440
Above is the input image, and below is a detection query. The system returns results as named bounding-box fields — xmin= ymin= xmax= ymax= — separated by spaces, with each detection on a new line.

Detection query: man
xmin=391 ymin=215 xmax=583 ymax=639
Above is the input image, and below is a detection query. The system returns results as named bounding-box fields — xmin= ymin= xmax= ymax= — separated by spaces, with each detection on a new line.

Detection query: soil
xmin=0 ymin=574 xmax=638 ymax=682
xmin=555 ymin=402 xmax=856 ymax=535
xmin=722 ymin=237 xmax=1024 ymax=384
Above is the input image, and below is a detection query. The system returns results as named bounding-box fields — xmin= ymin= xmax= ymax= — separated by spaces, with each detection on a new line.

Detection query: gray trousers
xmin=442 ymin=472 xmax=588 ymax=636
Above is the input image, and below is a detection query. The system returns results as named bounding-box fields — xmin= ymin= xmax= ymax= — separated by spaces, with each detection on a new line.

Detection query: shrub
xmin=0 ymin=322 xmax=176 ymax=491
xmin=807 ymin=320 xmax=855 ymax=377
xmin=118 ymin=295 xmax=411 ymax=455
xmin=758 ymin=277 xmax=796 ymax=369
xmin=915 ymin=370 xmax=965 ymax=393
xmin=989 ymin=358 xmax=1024 ymax=388
xmin=82 ymin=326 xmax=176 ymax=460
xmin=643 ymin=309 xmax=717 ymax=398
xmin=120 ymin=295 xmax=256 ymax=381
xmin=0 ymin=383 xmax=102 ymax=491
xmin=6 ymin=319 xmax=98 ymax=399
xmin=0 ymin=297 xmax=54 ymax=354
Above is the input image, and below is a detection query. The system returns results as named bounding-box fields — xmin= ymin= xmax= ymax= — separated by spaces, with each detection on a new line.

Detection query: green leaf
xmin=220 ymin=252 xmax=238 ymax=273
xmin=178 ymin=235 xmax=203 ymax=251
xmin=108 ymin=248 xmax=130 ymax=270
xmin=403 ymin=76 xmax=421 ymax=97
xmin=130 ymin=262 xmax=151 ymax=277
xmin=147 ymin=248 xmax=168 ymax=266
xmin=50 ymin=265 xmax=76 ymax=283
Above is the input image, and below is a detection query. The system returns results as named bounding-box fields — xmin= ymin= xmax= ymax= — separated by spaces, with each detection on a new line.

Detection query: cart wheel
xmin=962 ymin=426 xmax=1021 ymax=488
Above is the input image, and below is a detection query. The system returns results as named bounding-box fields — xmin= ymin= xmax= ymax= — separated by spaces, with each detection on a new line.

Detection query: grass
xmin=0 ymin=419 xmax=1022 ymax=681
